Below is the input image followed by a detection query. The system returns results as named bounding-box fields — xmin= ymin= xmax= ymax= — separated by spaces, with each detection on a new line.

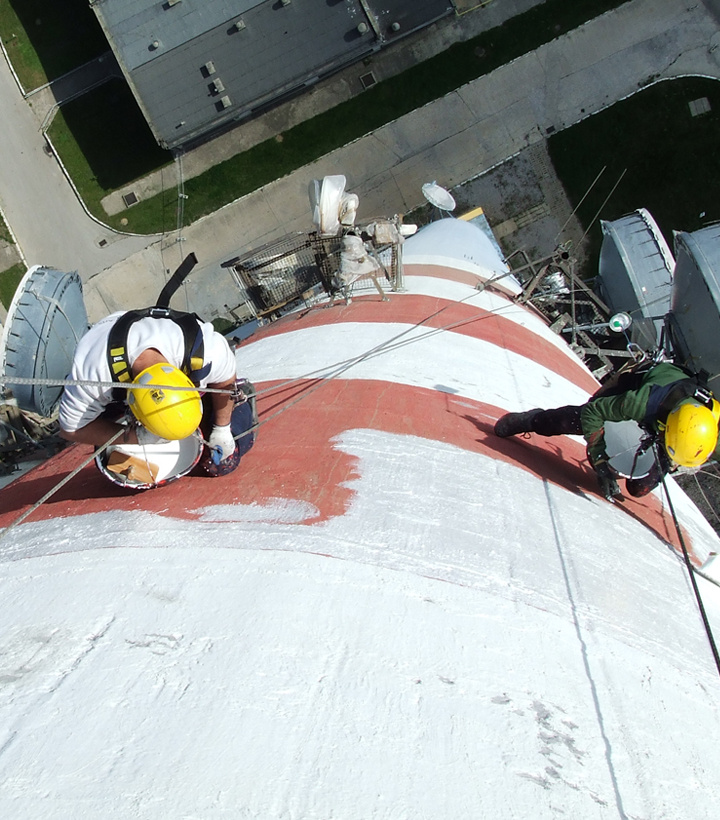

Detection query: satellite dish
xmin=422 ymin=181 xmax=456 ymax=215
xmin=0 ymin=266 xmax=89 ymax=416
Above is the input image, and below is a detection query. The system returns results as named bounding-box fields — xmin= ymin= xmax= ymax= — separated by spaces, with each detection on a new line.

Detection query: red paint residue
xmin=0 ymin=379 xmax=693 ymax=559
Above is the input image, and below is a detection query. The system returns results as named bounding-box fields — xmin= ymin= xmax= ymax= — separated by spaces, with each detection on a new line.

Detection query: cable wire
xmin=0 ymin=287 xmax=537 ymax=536
xmin=0 ymin=428 xmax=124 ymax=544
xmin=692 ymin=472 xmax=720 ymax=526
xmin=657 ymin=445 xmax=720 ymax=680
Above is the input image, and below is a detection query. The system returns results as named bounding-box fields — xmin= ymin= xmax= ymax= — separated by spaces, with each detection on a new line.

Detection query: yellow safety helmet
xmin=127 ymin=363 xmax=202 ymax=440
xmin=663 ymin=398 xmax=719 ymax=468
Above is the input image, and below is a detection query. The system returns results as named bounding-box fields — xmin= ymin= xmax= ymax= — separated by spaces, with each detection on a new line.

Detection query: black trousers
xmin=529 ymin=405 xmax=584 ymax=437
xmin=530 ymin=404 xmax=667 ymax=498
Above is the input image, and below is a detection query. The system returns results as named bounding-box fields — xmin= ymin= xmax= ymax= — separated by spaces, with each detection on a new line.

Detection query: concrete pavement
xmin=0 ymin=53 xmax=153 ymax=289
xmin=81 ymin=0 xmax=720 ymax=323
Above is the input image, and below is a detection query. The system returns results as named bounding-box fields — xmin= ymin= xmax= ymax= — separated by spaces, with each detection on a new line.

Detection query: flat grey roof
xmin=92 ymin=0 xmax=453 ymax=149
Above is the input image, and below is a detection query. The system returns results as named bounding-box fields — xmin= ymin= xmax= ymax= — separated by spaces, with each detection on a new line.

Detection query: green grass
xmin=0 ymin=212 xmax=12 ymax=244
xmin=0 ymin=0 xmax=108 ymax=90
xmin=548 ymin=77 xmax=720 ymax=275
xmin=212 ymin=317 xmax=236 ymax=335
xmin=42 ymin=0 xmax=629 ymax=234
xmin=0 ymin=263 xmax=25 ymax=310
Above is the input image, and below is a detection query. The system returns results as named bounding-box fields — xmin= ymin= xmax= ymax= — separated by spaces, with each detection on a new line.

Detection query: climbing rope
xmin=656 ymin=444 xmax=720 ymax=680
xmin=0 ymin=375 xmax=236 ymax=395
xmin=0 ymin=427 xmax=123 ymax=544
xmin=0 ymin=290 xmax=549 ymax=538
xmin=255 ymin=287 xmax=528 ymax=400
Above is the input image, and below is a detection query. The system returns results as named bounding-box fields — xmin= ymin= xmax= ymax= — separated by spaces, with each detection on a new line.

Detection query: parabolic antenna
xmin=669 ymin=224 xmax=720 ymax=381
xmin=0 ymin=265 xmax=89 ymax=417
xmin=422 ymin=181 xmax=456 ymax=213
xmin=608 ymin=312 xmax=632 ymax=333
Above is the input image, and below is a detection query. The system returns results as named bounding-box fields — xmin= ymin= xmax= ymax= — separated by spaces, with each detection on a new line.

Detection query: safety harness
xmin=645 ymin=374 xmax=714 ymax=430
xmin=594 ymin=360 xmax=713 ymax=429
xmin=106 ymin=307 xmax=210 ymax=401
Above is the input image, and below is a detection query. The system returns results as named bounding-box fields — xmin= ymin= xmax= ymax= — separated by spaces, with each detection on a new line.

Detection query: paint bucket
xmin=95 ymin=433 xmax=203 ymax=490
xmin=604 ymin=420 xmax=655 ymax=479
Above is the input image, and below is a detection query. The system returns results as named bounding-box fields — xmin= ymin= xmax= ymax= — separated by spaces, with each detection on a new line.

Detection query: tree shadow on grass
xmin=548 ymin=76 xmax=720 ymax=276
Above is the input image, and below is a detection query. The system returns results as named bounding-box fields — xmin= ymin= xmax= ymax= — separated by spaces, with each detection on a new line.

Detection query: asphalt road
xmin=0 ymin=54 xmax=151 ymax=284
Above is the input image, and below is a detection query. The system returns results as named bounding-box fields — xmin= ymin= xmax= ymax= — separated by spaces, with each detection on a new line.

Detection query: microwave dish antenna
xmin=422 ymin=181 xmax=456 ymax=218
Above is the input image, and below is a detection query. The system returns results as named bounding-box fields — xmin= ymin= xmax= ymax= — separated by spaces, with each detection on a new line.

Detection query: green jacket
xmin=580 ymin=362 xmax=697 ymax=465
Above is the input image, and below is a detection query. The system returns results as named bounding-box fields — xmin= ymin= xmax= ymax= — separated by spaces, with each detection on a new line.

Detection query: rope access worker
xmin=494 ymin=361 xmax=720 ymax=501
xmin=58 ymin=307 xmax=255 ymax=477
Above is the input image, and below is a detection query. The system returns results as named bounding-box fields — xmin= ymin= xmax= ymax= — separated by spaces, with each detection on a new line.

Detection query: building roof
xmin=91 ymin=0 xmax=454 ymax=149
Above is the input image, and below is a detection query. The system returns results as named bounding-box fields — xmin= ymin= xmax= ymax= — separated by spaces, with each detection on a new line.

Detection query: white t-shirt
xmin=58 ymin=312 xmax=236 ymax=433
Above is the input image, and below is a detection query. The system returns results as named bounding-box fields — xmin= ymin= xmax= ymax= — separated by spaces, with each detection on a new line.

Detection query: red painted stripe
xmin=403 ymin=262 xmax=521 ymax=298
xmin=0 ymin=379 xmax=691 ymax=560
xmin=247 ymin=293 xmax=599 ymax=394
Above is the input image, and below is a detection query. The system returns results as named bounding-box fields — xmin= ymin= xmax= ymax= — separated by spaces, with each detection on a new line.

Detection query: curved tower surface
xmin=1 ymin=219 xmax=719 ymax=818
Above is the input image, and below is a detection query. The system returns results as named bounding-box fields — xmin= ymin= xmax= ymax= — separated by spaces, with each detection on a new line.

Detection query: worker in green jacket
xmin=494 ymin=362 xmax=720 ymax=501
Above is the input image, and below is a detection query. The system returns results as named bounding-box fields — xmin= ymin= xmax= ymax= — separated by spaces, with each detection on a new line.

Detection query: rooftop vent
xmin=203 ymin=60 xmax=216 ymax=76
xmin=211 ymin=78 xmax=225 ymax=94
xmin=218 ymin=96 xmax=232 ymax=110
xmin=357 ymin=22 xmax=368 ymax=34
xmin=359 ymin=71 xmax=376 ymax=90
xmin=234 ymin=19 xmax=246 ymax=31
xmin=280 ymin=0 xmax=291 ymax=5
xmin=689 ymin=97 xmax=711 ymax=117
xmin=164 ymin=0 xmax=182 ymax=7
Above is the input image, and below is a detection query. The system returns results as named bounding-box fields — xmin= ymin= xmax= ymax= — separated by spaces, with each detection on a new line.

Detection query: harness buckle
xmin=694 ymin=385 xmax=714 ymax=408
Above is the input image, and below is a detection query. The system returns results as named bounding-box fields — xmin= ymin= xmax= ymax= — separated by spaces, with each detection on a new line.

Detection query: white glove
xmin=136 ymin=427 xmax=169 ymax=447
xmin=208 ymin=424 xmax=236 ymax=462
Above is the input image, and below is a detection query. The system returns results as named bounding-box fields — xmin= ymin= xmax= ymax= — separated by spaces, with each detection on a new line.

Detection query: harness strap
xmin=106 ymin=307 xmax=207 ymax=402
xmin=648 ymin=377 xmax=714 ymax=430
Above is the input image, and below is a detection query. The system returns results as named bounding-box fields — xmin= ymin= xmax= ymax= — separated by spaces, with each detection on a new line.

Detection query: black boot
xmin=494 ymin=409 xmax=542 ymax=438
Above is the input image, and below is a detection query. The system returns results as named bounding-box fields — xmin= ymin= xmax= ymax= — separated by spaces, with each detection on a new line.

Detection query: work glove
xmin=208 ymin=424 xmax=236 ymax=463
xmin=593 ymin=460 xmax=623 ymax=503
xmin=136 ymin=427 xmax=169 ymax=448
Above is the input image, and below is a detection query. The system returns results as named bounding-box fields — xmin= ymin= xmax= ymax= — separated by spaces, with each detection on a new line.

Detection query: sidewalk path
xmin=0 ymin=52 xmax=152 ymax=289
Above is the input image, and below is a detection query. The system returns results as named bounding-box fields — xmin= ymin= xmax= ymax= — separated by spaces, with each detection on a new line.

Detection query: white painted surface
xmin=237 ymin=321 xmax=592 ymax=413
xmin=401 ymin=273 xmax=593 ymax=362
xmin=2 ymin=432 xmax=720 ymax=818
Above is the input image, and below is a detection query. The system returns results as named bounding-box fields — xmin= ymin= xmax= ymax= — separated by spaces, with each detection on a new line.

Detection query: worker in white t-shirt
xmin=58 ymin=310 xmax=238 ymax=462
